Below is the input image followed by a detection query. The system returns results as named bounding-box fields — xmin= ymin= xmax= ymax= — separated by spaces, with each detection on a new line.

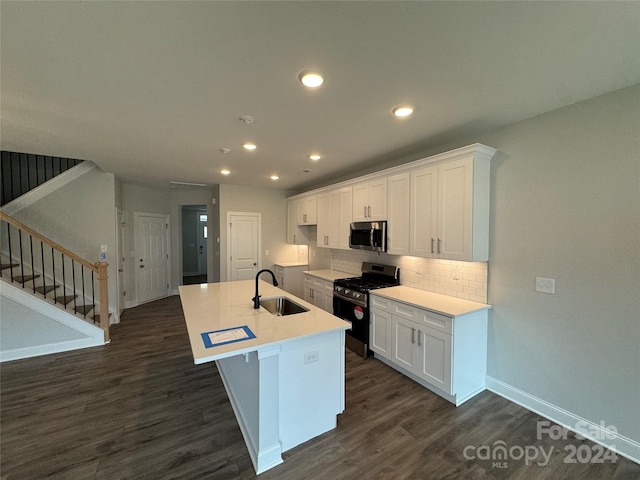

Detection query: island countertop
xmin=179 ymin=280 xmax=350 ymax=364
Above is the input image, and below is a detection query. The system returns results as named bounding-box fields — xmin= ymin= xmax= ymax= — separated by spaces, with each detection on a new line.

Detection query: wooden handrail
xmin=1 ymin=210 xmax=110 ymax=343
xmin=0 ymin=211 xmax=97 ymax=271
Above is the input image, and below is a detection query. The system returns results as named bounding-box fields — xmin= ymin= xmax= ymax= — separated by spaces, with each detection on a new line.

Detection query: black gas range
xmin=333 ymin=262 xmax=400 ymax=357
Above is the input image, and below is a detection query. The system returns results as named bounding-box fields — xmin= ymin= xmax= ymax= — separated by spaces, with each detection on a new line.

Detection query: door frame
xmin=226 ymin=211 xmax=261 ymax=282
xmin=133 ymin=212 xmax=171 ymax=305
xmin=115 ymin=207 xmax=125 ymax=318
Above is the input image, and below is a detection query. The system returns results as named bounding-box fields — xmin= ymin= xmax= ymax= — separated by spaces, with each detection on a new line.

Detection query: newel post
xmin=95 ymin=261 xmax=110 ymax=343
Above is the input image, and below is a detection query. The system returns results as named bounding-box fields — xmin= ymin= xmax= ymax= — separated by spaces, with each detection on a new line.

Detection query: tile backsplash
xmin=330 ymin=249 xmax=487 ymax=303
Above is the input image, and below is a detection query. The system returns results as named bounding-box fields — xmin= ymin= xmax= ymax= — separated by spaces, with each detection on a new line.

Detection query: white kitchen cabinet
xmin=303 ymin=274 xmax=334 ymax=313
xmin=297 ymin=195 xmax=317 ymax=225
xmin=369 ymin=295 xmax=392 ymax=359
xmin=410 ymin=153 xmax=491 ymax=261
xmin=352 ymin=178 xmax=387 ymax=222
xmin=317 ymin=187 xmax=352 ymax=249
xmin=386 ymin=172 xmax=411 ymax=255
xmin=274 ymin=263 xmax=308 ymax=298
xmin=287 ymin=200 xmax=308 ymax=245
xmin=370 ymin=291 xmax=487 ymax=406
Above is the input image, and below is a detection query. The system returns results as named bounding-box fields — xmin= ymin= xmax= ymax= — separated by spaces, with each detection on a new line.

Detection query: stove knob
xmin=344 ymin=289 xmax=350 ymax=295
xmin=355 ymin=293 xmax=361 ymax=299
xmin=336 ymin=287 xmax=342 ymax=292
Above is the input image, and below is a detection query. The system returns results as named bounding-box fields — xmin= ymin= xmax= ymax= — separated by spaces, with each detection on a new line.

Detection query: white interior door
xmin=135 ymin=213 xmax=169 ymax=303
xmin=228 ymin=212 xmax=260 ymax=281
xmin=197 ymin=210 xmax=208 ymax=275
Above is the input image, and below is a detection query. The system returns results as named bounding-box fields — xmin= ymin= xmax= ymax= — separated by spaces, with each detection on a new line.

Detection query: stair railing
xmin=0 ymin=211 xmax=110 ymax=343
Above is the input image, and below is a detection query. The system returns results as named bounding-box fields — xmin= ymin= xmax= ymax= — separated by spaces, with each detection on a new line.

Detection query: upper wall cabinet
xmin=386 ymin=172 xmax=411 ymax=255
xmin=297 ymin=195 xmax=317 ymax=226
xmin=317 ymin=187 xmax=352 ymax=249
xmin=288 ymin=144 xmax=496 ymax=259
xmin=352 ymin=178 xmax=387 ymax=221
xmin=410 ymin=151 xmax=492 ymax=261
xmin=287 ymin=199 xmax=308 ymax=245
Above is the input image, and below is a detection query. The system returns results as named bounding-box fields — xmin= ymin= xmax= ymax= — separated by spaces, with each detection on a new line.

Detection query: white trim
xmin=1 ymin=162 xmax=97 ymax=216
xmin=486 ymin=375 xmax=640 ymax=464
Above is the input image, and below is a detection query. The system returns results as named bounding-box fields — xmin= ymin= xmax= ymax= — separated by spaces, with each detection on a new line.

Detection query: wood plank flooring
xmin=2 ymin=295 xmax=638 ymax=479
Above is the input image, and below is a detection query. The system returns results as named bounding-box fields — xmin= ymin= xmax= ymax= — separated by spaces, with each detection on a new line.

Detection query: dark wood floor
xmin=2 ymin=296 xmax=638 ymax=480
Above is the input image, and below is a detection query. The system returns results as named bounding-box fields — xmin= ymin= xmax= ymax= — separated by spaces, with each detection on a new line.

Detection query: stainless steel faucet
xmin=253 ymin=269 xmax=278 ymax=309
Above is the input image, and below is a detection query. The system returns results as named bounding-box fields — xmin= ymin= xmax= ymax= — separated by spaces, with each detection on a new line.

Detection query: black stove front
xmin=333 ymin=262 xmax=399 ymax=357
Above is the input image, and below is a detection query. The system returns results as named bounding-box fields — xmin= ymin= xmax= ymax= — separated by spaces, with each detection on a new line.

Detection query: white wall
xmin=476 ymin=85 xmax=640 ymax=448
xmin=219 ymin=184 xmax=300 ymax=281
xmin=9 ymin=165 xmax=118 ymax=318
xmin=316 ymin=85 xmax=639 ymax=456
xmin=120 ymin=183 xmax=221 ymax=303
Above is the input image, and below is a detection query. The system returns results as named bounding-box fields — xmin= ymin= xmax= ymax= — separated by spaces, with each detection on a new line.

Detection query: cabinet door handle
xmin=411 ymin=327 xmax=416 ymax=344
xmin=431 ymin=238 xmax=435 ymax=254
xmin=417 ymin=330 xmax=422 ymax=347
xmin=293 ymin=234 xmax=296 ymax=243
xmin=437 ymin=238 xmax=441 ymax=254
xmin=368 ymin=205 xmax=371 ymax=218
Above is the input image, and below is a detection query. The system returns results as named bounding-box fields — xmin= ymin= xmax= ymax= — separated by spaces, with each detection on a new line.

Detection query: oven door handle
xmin=370 ymin=228 xmax=375 ymax=248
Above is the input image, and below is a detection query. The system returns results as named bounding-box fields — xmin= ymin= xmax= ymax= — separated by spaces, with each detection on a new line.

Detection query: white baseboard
xmin=486 ymin=376 xmax=640 ymax=465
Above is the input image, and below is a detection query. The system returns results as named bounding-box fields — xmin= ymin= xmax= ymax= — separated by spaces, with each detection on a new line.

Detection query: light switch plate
xmin=535 ymin=277 xmax=555 ymax=294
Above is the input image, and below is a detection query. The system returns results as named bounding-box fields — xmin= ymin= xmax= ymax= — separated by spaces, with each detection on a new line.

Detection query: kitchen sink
xmin=260 ymin=296 xmax=309 ymax=316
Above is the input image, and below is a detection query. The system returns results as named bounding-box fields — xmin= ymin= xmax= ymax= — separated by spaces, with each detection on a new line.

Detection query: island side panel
xmin=278 ymin=330 xmax=346 ymax=452
xmin=216 ymin=350 xmax=283 ymax=474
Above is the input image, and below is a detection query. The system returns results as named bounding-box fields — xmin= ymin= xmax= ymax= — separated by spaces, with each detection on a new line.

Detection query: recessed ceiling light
xmin=220 ymin=169 xmax=230 ymax=175
xmin=299 ymin=71 xmax=324 ymax=88
xmin=219 ymin=147 xmax=231 ymax=154
xmin=270 ymin=175 xmax=280 ymax=181
xmin=309 ymin=154 xmax=322 ymax=161
xmin=239 ymin=115 xmax=255 ymax=125
xmin=243 ymin=143 xmax=257 ymax=151
xmin=392 ymin=105 xmax=414 ymax=117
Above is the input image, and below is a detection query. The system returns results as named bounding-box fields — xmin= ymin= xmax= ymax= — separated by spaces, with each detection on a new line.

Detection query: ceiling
xmin=1 ymin=1 xmax=639 ymax=194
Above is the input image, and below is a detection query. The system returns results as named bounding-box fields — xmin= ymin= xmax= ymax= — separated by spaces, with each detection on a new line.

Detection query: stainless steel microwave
xmin=349 ymin=221 xmax=387 ymax=252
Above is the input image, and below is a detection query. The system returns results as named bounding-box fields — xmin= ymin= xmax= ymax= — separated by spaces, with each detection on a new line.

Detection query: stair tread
xmin=35 ymin=285 xmax=60 ymax=294
xmin=13 ymin=274 xmax=40 ymax=283
xmin=1 ymin=263 xmax=19 ymax=270
xmin=54 ymin=295 xmax=77 ymax=305
xmin=75 ymin=305 xmax=95 ymax=315
xmin=92 ymin=313 xmax=112 ymax=322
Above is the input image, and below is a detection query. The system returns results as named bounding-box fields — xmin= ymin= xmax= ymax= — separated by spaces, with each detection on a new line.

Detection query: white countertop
xmin=303 ymin=269 xmax=353 ymax=281
xmin=274 ymin=262 xmax=309 ymax=267
xmin=179 ymin=280 xmax=350 ymax=364
xmin=372 ymin=285 xmax=491 ymax=317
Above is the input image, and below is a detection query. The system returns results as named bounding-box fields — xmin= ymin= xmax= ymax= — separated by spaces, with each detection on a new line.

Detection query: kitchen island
xmin=179 ymin=280 xmax=350 ymax=474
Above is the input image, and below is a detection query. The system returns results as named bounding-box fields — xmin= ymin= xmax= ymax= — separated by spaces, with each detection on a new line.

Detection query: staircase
xmin=0 ymin=211 xmax=110 ymax=343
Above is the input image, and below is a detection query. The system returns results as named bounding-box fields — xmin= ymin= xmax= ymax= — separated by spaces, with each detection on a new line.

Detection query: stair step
xmin=1 ymin=263 xmax=19 ymax=270
xmin=13 ymin=274 xmax=40 ymax=284
xmin=75 ymin=305 xmax=95 ymax=315
xmin=93 ymin=313 xmax=112 ymax=323
xmin=55 ymin=295 xmax=77 ymax=305
xmin=35 ymin=285 xmax=60 ymax=295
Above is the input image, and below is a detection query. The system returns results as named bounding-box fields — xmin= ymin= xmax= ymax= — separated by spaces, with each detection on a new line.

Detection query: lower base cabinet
xmin=304 ymin=274 xmax=334 ymax=313
xmin=370 ymin=293 xmax=487 ymax=406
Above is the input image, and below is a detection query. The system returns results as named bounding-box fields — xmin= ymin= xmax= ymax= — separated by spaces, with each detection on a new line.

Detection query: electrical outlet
xmin=535 ymin=277 xmax=555 ymax=294
xmin=304 ymin=350 xmax=319 ymax=364
xmin=452 ymin=265 xmax=460 ymax=280
xmin=264 ymin=249 xmax=269 ymax=256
